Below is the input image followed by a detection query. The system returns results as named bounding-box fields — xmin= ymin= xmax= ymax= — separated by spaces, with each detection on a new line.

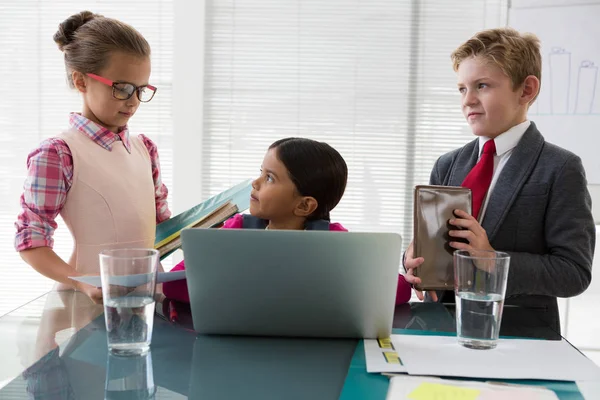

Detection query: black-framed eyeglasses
xmin=86 ymin=73 xmax=157 ymax=102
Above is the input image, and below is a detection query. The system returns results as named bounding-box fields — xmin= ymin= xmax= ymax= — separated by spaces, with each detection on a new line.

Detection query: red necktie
xmin=462 ymin=139 xmax=496 ymax=219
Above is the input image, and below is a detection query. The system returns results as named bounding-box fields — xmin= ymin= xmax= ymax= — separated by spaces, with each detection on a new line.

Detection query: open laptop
xmin=180 ymin=228 xmax=402 ymax=339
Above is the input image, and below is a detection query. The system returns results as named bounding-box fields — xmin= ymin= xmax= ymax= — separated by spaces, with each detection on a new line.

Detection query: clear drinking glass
xmin=100 ymin=248 xmax=159 ymax=356
xmin=454 ymin=249 xmax=510 ymax=350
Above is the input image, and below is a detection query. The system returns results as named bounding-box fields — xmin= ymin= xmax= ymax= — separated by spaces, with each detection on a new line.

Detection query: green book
xmin=154 ymin=179 xmax=252 ymax=260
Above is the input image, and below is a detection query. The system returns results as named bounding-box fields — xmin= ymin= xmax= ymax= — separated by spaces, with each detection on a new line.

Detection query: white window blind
xmin=202 ymin=0 xmax=507 ymax=241
xmin=0 ymin=1 xmax=174 ymax=316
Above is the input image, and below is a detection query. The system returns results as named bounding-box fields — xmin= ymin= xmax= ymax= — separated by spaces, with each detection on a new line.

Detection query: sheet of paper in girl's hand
xmin=69 ymin=270 xmax=186 ymax=288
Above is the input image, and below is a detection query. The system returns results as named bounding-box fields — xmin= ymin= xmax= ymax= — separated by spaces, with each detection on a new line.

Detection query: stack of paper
xmin=364 ymin=334 xmax=600 ymax=399
xmin=390 ymin=335 xmax=600 ymax=381
xmin=364 ymin=338 xmax=407 ymax=373
xmin=154 ymin=179 xmax=252 ymax=259
xmin=155 ymin=201 xmax=238 ymax=258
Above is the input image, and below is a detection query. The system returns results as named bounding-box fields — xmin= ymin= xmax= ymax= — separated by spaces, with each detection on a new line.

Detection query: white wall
xmin=562 ymin=227 xmax=600 ymax=348
xmin=173 ymin=0 xmax=207 ymax=215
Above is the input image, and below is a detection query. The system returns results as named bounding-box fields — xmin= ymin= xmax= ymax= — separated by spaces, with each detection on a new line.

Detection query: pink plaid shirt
xmin=14 ymin=113 xmax=171 ymax=252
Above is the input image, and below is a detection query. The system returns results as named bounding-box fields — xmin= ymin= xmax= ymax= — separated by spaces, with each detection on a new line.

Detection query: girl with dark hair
xmin=237 ymin=137 xmax=349 ymax=230
xmin=164 ymin=138 xmax=412 ymax=305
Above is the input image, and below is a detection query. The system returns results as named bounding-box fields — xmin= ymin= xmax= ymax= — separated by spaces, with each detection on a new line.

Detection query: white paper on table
xmin=391 ymin=334 xmax=600 ymax=381
xmin=577 ymin=380 xmax=600 ymax=399
xmin=364 ymin=338 xmax=407 ymax=373
xmin=69 ymin=270 xmax=186 ymax=288
xmin=386 ymin=375 xmax=558 ymax=400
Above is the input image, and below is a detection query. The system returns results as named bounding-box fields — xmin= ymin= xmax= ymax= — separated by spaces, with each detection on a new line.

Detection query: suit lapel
xmin=481 ymin=122 xmax=545 ymax=241
xmin=448 ymin=139 xmax=479 ymax=186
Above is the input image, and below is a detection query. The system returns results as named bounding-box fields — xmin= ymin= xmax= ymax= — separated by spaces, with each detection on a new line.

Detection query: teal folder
xmin=154 ymin=179 xmax=252 ymax=260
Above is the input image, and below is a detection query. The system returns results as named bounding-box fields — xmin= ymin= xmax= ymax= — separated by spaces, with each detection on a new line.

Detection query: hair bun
xmin=53 ymin=11 xmax=102 ymax=51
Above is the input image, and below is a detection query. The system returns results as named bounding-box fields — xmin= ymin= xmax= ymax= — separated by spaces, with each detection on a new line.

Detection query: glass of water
xmin=454 ymin=249 xmax=510 ymax=350
xmin=100 ymin=248 xmax=159 ymax=356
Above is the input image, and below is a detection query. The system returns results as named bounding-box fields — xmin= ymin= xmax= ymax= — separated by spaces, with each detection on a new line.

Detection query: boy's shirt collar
xmin=478 ymin=120 xmax=530 ymax=157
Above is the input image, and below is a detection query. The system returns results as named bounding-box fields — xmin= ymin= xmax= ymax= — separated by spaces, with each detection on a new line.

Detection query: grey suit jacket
xmin=431 ymin=122 xmax=595 ymax=333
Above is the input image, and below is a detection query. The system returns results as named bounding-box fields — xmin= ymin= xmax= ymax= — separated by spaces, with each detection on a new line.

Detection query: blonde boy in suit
xmin=404 ymin=28 xmax=595 ymax=333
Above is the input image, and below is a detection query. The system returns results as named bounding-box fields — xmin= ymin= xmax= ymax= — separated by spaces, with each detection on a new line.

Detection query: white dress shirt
xmin=477 ymin=120 xmax=531 ymax=222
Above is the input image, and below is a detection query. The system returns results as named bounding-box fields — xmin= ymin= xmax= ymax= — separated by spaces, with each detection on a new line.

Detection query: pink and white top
xmin=14 ymin=113 xmax=171 ymax=252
